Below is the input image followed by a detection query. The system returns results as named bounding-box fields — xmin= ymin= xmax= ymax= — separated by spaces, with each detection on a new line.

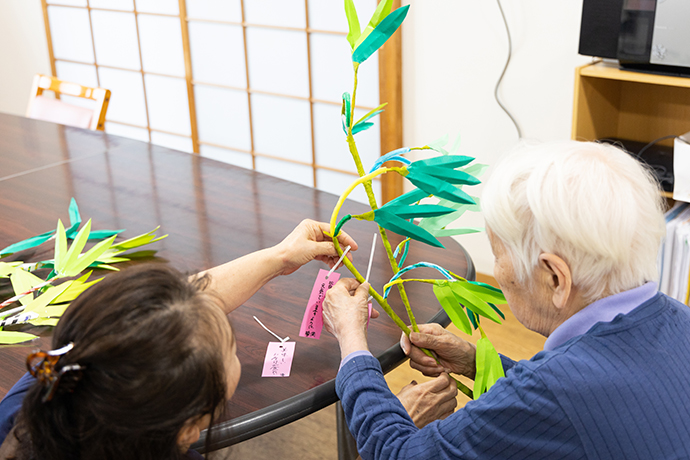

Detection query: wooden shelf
xmin=572 ymin=61 xmax=690 ymax=146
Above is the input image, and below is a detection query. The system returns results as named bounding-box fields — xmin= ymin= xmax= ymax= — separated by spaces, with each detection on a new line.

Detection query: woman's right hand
xmin=400 ymin=323 xmax=477 ymax=379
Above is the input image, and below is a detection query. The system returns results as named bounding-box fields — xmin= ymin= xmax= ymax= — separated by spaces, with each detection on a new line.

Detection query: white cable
xmin=326 ymin=245 xmax=351 ymax=279
xmin=253 ymin=316 xmax=289 ymax=343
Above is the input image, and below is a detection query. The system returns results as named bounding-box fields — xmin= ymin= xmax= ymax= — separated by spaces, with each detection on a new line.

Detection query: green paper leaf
xmin=10 ymin=269 xmax=46 ymax=306
xmin=23 ymin=281 xmax=72 ymax=316
xmin=61 ymin=219 xmax=93 ymax=275
xmin=462 ymin=163 xmax=489 ymax=179
xmin=352 ymin=5 xmax=409 ymax=64
xmin=354 ymin=103 xmax=387 ymax=126
xmin=462 ymin=281 xmax=507 ymax=304
xmin=0 ymin=230 xmax=55 ymax=257
xmin=354 ymin=0 xmax=394 ymax=49
xmin=29 ymin=317 xmax=59 ymax=327
xmin=449 ymin=133 xmax=462 ymax=154
xmin=110 ymin=227 xmax=167 ymax=251
xmin=414 ymin=155 xmax=475 ymax=169
xmin=43 ymin=304 xmax=69 ymax=318
xmin=449 ymin=282 xmax=502 ymax=324
xmin=63 ymin=235 xmax=117 ymax=277
xmin=379 ymin=204 xmax=455 ymax=220
xmin=405 ymin=171 xmax=476 ymax=205
xmin=433 ymin=284 xmax=472 ymax=335
xmin=49 ymin=271 xmax=102 ymax=304
xmin=431 ymin=228 xmax=482 ymax=237
xmin=489 ymin=303 xmax=506 ymax=320
xmin=54 ymin=220 xmax=68 ymax=275
xmin=474 ymin=337 xmax=504 ymax=399
xmin=0 ymin=262 xmax=22 ymax=278
xmin=386 ymin=188 xmax=429 ymax=207
xmin=0 ymin=331 xmax=38 ymax=345
xmin=374 ymin=212 xmax=444 ymax=248
xmin=352 ymin=122 xmax=374 ymax=134
xmin=344 ymin=0 xmax=361 ymax=49
xmin=426 ymin=135 xmax=449 ymax=154
xmin=418 ymin=197 xmax=481 ymax=232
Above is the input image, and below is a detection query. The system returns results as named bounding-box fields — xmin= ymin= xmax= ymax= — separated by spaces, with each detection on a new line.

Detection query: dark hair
xmin=14 ymin=264 xmax=231 ymax=460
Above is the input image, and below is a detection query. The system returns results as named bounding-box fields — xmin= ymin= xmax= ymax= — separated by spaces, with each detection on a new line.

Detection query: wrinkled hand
xmin=400 ymin=323 xmax=477 ymax=379
xmin=274 ymin=219 xmax=358 ymax=276
xmin=396 ymin=373 xmax=458 ymax=428
xmin=323 ymin=279 xmax=378 ymax=358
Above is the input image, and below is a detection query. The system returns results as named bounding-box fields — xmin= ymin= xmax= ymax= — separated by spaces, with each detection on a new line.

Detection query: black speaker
xmin=578 ymin=0 xmax=625 ymax=59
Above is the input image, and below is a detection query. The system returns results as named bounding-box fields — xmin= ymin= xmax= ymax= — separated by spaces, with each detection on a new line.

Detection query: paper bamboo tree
xmin=332 ymin=0 xmax=506 ymax=399
xmin=0 ymin=199 xmax=166 ymax=345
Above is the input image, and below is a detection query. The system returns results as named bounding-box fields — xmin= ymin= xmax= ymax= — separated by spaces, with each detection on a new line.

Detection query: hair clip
xmin=27 ymin=343 xmax=83 ymax=402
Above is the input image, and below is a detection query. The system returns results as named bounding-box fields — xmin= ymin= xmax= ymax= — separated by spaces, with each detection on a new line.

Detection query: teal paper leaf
xmin=386 ymin=188 xmax=429 ymax=207
xmin=0 ymin=230 xmax=55 ymax=257
xmin=378 ymin=204 xmax=455 ymax=220
xmin=354 ymin=0 xmax=394 ymax=49
xmin=407 ymin=164 xmax=480 ymax=186
xmin=342 ymin=92 xmax=352 ymax=129
xmin=431 ymin=228 xmax=482 ymax=237
xmin=352 ymin=5 xmax=410 ymax=64
xmin=414 ymin=155 xmax=475 ymax=169
xmin=352 ymin=122 xmax=374 ymax=134
xmin=405 ymin=170 xmax=476 ymax=205
xmin=374 ymin=212 xmax=444 ymax=248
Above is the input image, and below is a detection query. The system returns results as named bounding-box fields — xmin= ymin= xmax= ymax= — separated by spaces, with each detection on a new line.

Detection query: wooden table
xmin=0 ymin=113 xmax=474 ymax=455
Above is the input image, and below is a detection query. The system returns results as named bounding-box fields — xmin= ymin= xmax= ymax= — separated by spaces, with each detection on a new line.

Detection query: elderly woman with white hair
xmin=322 ymin=141 xmax=690 ymax=459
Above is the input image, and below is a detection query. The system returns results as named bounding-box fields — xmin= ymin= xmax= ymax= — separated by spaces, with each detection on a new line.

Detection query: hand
xmin=274 ymin=219 xmax=358 ymax=276
xmin=396 ymin=373 xmax=458 ymax=428
xmin=323 ymin=279 xmax=378 ymax=359
xmin=400 ymin=323 xmax=477 ymax=379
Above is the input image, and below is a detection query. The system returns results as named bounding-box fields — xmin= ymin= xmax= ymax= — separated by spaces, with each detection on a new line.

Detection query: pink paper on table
xmin=299 ymin=269 xmax=340 ymax=339
xmin=261 ymin=341 xmax=296 ymax=378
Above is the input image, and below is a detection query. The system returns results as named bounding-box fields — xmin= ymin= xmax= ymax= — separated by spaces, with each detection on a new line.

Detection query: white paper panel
xmin=308 ymin=0 xmax=376 ymax=33
xmin=90 ymin=0 xmax=133 ymax=10
xmin=105 ymin=122 xmax=150 ymax=142
xmin=251 ymin=94 xmax=311 ymax=163
xmin=48 ymin=7 xmax=94 ymax=63
xmin=246 ymin=28 xmax=309 ymax=97
xmin=138 ymin=15 xmax=185 ymax=77
xmin=200 ymin=145 xmax=253 ymax=169
xmin=91 ymin=10 xmax=141 ymax=70
xmin=98 ymin=67 xmax=148 ymax=126
xmin=244 ymin=0 xmax=305 ymax=28
xmin=255 ymin=157 xmax=313 ymax=188
xmin=47 ymin=0 xmax=87 ymax=6
xmin=186 ymin=0 xmax=242 ymax=22
xmin=189 ymin=22 xmax=246 ymax=87
xmin=194 ymin=85 xmax=251 ymax=151
xmin=317 ymin=169 xmax=381 ymax=205
xmin=145 ymin=75 xmax=191 ymax=135
xmin=151 ymin=131 xmax=193 ymax=152
xmin=55 ymin=61 xmax=99 ymax=88
xmin=135 ymin=0 xmax=178 ymax=15
xmin=310 ymin=32 xmax=379 ymax=107
xmin=312 ymin=103 xmax=380 ymax=173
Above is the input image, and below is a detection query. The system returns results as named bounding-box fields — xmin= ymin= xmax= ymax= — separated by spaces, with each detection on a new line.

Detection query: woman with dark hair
xmin=0 ymin=219 xmax=358 ymax=460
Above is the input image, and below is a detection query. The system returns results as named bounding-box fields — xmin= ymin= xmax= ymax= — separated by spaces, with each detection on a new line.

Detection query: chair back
xmin=26 ymin=75 xmax=111 ymax=131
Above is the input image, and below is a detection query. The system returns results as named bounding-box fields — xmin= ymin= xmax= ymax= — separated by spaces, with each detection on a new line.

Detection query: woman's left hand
xmin=274 ymin=219 xmax=358 ymax=276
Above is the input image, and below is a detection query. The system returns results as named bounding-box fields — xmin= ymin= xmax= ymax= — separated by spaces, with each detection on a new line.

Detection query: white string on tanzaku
xmin=365 ymin=234 xmax=377 ymax=302
xmin=253 ymin=316 xmax=289 ymax=343
xmin=326 ymin=245 xmax=351 ymax=279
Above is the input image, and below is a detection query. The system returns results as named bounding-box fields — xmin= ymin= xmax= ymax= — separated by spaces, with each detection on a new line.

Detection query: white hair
xmin=482 ymin=140 xmax=666 ymax=302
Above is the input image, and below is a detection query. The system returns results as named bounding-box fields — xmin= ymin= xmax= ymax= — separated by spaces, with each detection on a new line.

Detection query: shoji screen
xmin=40 ymin=0 xmax=403 ymax=203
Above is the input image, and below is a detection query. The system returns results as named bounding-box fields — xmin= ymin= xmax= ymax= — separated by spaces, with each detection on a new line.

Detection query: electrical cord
xmin=636 ymin=134 xmax=678 ymax=159
xmin=494 ymin=0 xmax=522 ymax=139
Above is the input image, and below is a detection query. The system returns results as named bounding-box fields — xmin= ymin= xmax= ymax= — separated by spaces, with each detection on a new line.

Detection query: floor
xmin=210 ymin=274 xmax=546 ymax=459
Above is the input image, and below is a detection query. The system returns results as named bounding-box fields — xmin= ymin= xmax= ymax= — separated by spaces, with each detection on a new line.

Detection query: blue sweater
xmin=336 ymin=293 xmax=690 ymax=459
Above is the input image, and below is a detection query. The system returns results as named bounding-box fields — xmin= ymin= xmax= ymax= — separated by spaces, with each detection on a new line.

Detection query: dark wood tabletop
xmin=0 ymin=113 xmax=474 ymax=450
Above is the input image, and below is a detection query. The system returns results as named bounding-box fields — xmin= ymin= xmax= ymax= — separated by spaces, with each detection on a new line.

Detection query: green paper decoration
xmin=474 ymin=334 xmax=506 ymax=399
xmin=433 ymin=283 xmax=472 ymax=335
xmin=344 ymin=0 xmax=361 ymax=49
xmin=405 ymin=170 xmax=476 ymax=205
xmin=373 ymin=211 xmax=445 ymax=248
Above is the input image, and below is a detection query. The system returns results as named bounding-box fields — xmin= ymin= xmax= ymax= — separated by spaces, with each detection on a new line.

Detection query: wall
xmin=0 ymin=0 xmax=51 ymax=116
xmin=402 ymin=0 xmax=591 ymax=275
xmin=0 ymin=0 xmax=592 ymax=276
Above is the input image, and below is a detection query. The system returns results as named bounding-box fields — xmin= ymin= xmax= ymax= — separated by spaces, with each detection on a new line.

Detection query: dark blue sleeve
xmin=0 ymin=372 xmax=35 ymax=445
xmin=500 ymin=354 xmax=517 ymax=373
xmin=336 ymin=354 xmax=585 ymax=460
